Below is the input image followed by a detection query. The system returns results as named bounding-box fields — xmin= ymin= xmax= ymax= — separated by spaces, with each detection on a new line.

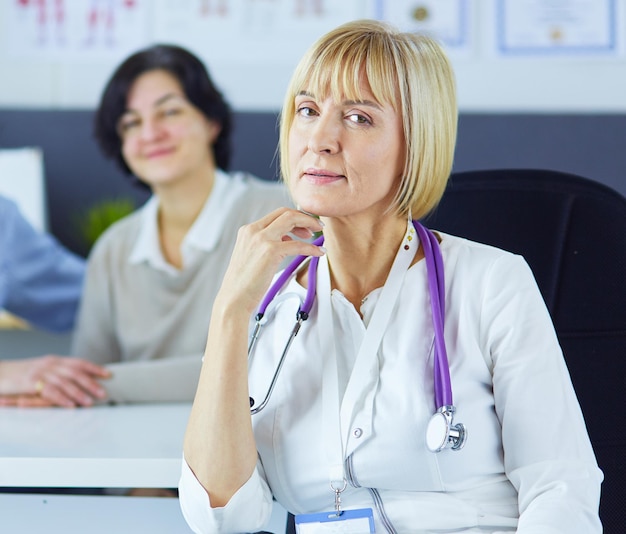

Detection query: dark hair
xmin=93 ymin=44 xmax=232 ymax=180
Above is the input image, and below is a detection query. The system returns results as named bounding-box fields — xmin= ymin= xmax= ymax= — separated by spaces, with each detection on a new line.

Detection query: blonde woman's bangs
xmin=293 ymin=29 xmax=401 ymax=109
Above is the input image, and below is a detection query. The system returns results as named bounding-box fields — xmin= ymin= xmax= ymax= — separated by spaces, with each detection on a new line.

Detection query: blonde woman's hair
xmin=279 ymin=19 xmax=457 ymax=220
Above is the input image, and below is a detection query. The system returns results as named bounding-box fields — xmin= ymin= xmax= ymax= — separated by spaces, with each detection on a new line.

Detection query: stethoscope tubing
xmin=249 ymin=222 xmax=458 ymax=424
xmin=249 ymin=255 xmax=320 ymax=414
xmin=256 ymin=235 xmax=324 ymax=319
xmin=248 ymin=221 xmax=467 ymax=452
xmin=414 ymin=223 xmax=453 ymax=408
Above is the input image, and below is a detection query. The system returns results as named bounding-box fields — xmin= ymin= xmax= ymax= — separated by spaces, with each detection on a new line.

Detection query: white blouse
xmin=179 ymin=233 xmax=602 ymax=533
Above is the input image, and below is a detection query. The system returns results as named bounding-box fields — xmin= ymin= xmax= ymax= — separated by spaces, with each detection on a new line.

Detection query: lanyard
xmin=318 ymin=221 xmax=419 ymax=501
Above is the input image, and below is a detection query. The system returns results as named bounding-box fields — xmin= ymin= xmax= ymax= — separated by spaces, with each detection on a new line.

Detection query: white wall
xmin=0 ymin=0 xmax=625 ymax=113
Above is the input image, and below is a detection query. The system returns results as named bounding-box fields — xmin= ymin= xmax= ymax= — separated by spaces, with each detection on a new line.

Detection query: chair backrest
xmin=423 ymin=168 xmax=626 ymax=533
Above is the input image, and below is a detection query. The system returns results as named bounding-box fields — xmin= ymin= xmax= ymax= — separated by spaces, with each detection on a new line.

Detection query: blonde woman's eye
xmin=296 ymin=106 xmax=317 ymax=117
xmin=348 ymin=113 xmax=370 ymax=125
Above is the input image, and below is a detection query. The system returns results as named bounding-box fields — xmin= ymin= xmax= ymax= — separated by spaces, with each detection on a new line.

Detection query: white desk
xmin=0 ymin=403 xmax=289 ymax=533
xmin=0 ymin=493 xmax=195 ymax=534
xmin=0 ymin=403 xmax=191 ymax=488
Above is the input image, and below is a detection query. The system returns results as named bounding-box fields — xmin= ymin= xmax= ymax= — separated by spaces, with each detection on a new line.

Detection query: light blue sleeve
xmin=0 ymin=195 xmax=85 ymax=332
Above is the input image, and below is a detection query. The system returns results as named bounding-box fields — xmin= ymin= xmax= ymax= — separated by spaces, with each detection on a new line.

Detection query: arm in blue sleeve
xmin=0 ymin=196 xmax=85 ymax=332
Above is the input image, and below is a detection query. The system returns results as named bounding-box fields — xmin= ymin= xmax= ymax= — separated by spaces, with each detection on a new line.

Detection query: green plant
xmin=76 ymin=197 xmax=136 ymax=251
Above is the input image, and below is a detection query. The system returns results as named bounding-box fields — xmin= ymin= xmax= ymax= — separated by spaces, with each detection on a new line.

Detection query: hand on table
xmin=0 ymin=393 xmax=55 ymax=407
xmin=0 ymin=355 xmax=111 ymax=408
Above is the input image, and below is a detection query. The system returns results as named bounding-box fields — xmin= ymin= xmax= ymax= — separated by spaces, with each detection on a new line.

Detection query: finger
xmin=38 ymin=380 xmax=83 ymax=408
xmin=269 ymin=210 xmax=324 ymax=241
xmin=247 ymin=208 xmax=323 ymax=242
xmin=0 ymin=395 xmax=19 ymax=407
xmin=39 ymin=355 xmax=112 ymax=379
xmin=274 ymin=238 xmax=326 ymax=258
xmin=288 ymin=227 xmax=322 ymax=241
xmin=67 ymin=359 xmax=112 ymax=379
xmin=67 ymin=373 xmax=108 ymax=400
xmin=0 ymin=394 xmax=54 ymax=408
xmin=39 ymin=386 xmax=75 ymax=407
xmin=16 ymin=395 xmax=55 ymax=408
xmin=229 ymin=222 xmax=319 ymax=278
xmin=40 ymin=364 xmax=108 ymax=403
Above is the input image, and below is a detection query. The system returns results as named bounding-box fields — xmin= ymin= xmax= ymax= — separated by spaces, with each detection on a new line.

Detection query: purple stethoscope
xmin=247 ymin=220 xmax=467 ymax=453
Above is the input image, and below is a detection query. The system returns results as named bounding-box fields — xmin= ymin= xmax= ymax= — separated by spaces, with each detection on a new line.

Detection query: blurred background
xmin=1 ymin=0 xmax=625 ymax=258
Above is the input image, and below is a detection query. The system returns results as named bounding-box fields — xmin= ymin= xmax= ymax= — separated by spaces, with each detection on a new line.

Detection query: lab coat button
xmin=353 ymin=428 xmax=363 ymax=438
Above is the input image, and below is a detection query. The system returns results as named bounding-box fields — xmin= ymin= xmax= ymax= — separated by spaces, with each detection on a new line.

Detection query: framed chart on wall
xmin=496 ymin=0 xmax=620 ymax=56
xmin=370 ymin=0 xmax=472 ymax=56
xmin=4 ymin=0 xmax=149 ymax=60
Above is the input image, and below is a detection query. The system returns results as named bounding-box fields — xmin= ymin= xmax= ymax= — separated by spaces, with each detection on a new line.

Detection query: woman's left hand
xmin=0 ymin=393 xmax=55 ymax=407
xmin=0 ymin=356 xmax=111 ymax=407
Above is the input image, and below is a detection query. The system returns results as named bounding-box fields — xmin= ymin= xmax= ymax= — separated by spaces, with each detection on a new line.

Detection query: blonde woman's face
xmin=287 ymin=80 xmax=405 ymax=221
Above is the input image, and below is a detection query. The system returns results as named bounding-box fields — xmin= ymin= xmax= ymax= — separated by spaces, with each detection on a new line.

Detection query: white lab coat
xmin=179 ymin=233 xmax=602 ymax=533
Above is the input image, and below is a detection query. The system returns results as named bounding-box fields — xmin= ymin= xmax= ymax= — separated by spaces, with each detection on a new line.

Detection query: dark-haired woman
xmin=70 ymin=44 xmax=290 ymax=404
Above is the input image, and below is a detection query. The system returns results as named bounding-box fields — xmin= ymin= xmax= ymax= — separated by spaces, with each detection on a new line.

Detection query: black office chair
xmin=422 ymin=168 xmax=626 ymax=533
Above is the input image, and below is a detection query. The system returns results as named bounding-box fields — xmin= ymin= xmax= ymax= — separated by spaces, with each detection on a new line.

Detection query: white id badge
xmin=295 ymin=508 xmax=375 ymax=533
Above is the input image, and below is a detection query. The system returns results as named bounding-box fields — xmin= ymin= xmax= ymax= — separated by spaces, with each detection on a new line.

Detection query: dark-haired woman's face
xmin=117 ymin=69 xmax=220 ymax=191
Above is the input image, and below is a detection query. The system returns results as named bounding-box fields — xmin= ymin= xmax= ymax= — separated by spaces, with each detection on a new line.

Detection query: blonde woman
xmin=180 ymin=21 xmax=602 ymax=533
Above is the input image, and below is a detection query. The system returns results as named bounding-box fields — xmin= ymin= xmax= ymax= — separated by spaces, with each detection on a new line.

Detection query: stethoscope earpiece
xmin=425 ymin=406 xmax=468 ymax=453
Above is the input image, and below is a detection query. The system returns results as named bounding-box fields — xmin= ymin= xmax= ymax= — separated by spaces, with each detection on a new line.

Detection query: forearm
xmin=183 ymin=297 xmax=258 ymax=508
xmin=3 ymin=204 xmax=85 ymax=333
xmin=182 ymin=208 xmax=325 ymax=508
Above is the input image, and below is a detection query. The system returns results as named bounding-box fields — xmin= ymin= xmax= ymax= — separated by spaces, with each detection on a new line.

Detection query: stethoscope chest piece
xmin=425 ymin=406 xmax=468 ymax=453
